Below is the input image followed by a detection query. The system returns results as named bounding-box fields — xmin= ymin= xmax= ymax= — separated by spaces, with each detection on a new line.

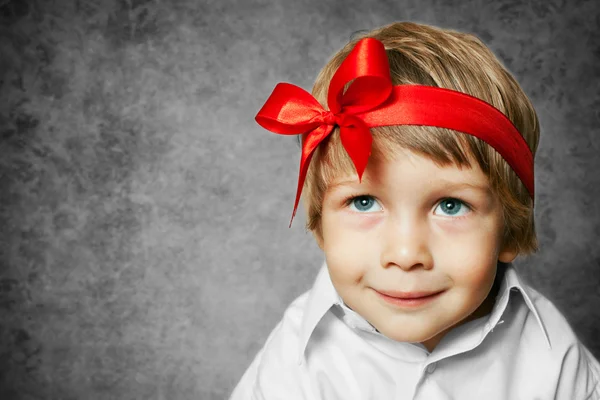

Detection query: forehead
xmin=319 ymin=137 xmax=478 ymax=187
xmin=328 ymin=149 xmax=489 ymax=191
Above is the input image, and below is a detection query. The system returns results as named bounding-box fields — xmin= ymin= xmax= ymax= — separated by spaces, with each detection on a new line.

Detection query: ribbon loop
xmin=255 ymin=83 xmax=325 ymax=135
xmin=328 ymin=38 xmax=393 ymax=114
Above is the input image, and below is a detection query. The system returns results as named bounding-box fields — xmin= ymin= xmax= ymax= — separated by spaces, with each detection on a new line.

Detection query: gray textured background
xmin=0 ymin=0 xmax=599 ymax=399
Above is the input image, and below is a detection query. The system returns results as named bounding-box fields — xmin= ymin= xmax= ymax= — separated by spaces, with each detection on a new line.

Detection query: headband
xmin=255 ymin=38 xmax=534 ymax=225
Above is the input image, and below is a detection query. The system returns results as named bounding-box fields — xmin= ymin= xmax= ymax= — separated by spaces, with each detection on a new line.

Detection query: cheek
xmin=437 ymin=232 xmax=499 ymax=296
xmin=433 ymin=221 xmax=501 ymax=267
xmin=322 ymin=213 xmax=369 ymax=255
xmin=322 ymin=220 xmax=372 ymax=286
xmin=324 ymin=241 xmax=367 ymax=286
xmin=448 ymin=257 xmax=498 ymax=313
xmin=460 ymin=263 xmax=497 ymax=290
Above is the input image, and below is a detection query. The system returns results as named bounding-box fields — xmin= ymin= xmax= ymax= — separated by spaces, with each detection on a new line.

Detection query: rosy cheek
xmin=457 ymin=263 xmax=497 ymax=302
xmin=327 ymin=254 xmax=365 ymax=286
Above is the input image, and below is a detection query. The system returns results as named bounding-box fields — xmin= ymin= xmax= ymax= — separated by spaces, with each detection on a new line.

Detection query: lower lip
xmin=375 ymin=290 xmax=444 ymax=308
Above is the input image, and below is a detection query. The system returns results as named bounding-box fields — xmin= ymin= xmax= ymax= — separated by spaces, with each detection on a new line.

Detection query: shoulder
xmin=519 ymin=284 xmax=600 ymax=399
xmin=230 ymin=290 xmax=316 ymax=400
xmin=256 ymin=288 xmax=311 ymax=368
xmin=522 ymin=284 xmax=578 ymax=344
xmin=262 ymin=289 xmax=311 ymax=355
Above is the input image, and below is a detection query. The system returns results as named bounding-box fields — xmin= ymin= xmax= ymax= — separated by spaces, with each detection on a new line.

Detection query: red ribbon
xmin=255 ymin=38 xmax=534 ymax=226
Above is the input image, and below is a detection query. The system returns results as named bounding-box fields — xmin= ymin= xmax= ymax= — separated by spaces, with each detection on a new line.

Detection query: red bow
xmin=255 ymin=38 xmax=393 ymax=224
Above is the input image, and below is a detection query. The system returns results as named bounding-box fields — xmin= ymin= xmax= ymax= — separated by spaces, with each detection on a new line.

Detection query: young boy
xmin=230 ymin=22 xmax=600 ymax=399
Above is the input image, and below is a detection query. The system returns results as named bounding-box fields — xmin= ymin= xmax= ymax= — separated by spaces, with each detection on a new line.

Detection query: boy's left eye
xmin=348 ymin=195 xmax=382 ymax=213
xmin=433 ymin=198 xmax=470 ymax=217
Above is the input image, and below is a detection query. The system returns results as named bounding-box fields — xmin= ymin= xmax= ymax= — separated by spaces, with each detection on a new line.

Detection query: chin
xmin=378 ymin=327 xmax=441 ymax=344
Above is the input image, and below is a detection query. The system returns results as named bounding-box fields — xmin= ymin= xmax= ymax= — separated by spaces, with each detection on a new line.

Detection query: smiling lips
xmin=378 ymin=290 xmax=443 ymax=299
xmin=375 ymin=289 xmax=445 ymax=307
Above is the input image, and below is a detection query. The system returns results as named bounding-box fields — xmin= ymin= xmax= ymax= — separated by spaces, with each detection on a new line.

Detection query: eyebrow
xmin=326 ymin=177 xmax=374 ymax=191
xmin=432 ymin=180 xmax=492 ymax=193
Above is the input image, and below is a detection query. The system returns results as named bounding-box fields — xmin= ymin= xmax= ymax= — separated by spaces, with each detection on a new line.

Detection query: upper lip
xmin=376 ymin=289 xmax=444 ymax=299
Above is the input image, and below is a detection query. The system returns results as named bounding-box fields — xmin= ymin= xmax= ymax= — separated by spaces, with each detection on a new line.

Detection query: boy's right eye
xmin=348 ymin=195 xmax=382 ymax=213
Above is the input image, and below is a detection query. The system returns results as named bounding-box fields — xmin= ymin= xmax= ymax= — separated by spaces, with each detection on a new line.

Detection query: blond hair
xmin=303 ymin=21 xmax=540 ymax=255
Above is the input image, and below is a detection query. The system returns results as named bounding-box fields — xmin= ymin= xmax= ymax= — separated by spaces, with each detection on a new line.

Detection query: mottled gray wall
xmin=0 ymin=0 xmax=598 ymax=399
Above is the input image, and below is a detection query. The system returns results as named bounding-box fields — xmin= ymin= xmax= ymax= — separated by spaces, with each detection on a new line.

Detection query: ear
xmin=498 ymin=243 xmax=518 ymax=264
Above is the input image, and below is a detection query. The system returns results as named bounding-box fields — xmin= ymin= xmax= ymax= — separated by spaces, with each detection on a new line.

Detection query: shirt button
xmin=426 ymin=363 xmax=437 ymax=374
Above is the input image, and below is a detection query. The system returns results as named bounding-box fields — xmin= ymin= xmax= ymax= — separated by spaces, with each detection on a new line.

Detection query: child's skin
xmin=316 ymin=147 xmax=518 ymax=352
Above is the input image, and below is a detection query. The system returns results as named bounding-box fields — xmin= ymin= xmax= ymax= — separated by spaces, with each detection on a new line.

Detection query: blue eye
xmin=434 ymin=198 xmax=470 ymax=217
xmin=349 ymin=196 xmax=382 ymax=213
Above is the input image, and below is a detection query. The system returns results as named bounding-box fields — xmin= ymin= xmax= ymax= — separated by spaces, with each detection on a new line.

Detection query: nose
xmin=380 ymin=216 xmax=434 ymax=271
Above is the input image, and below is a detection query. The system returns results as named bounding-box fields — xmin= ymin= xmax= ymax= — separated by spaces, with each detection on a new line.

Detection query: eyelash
xmin=342 ymin=194 xmax=473 ymax=218
xmin=343 ymin=193 xmax=375 ymax=208
xmin=439 ymin=197 xmax=473 ymax=219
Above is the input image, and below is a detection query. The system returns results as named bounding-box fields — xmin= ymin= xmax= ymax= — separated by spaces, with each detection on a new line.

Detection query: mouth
xmin=374 ymin=289 xmax=445 ymax=308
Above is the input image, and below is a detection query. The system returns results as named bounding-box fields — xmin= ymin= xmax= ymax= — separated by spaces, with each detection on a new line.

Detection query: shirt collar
xmin=492 ymin=263 xmax=552 ymax=349
xmin=298 ymin=262 xmax=552 ymax=364
xmin=298 ymin=263 xmax=341 ymax=363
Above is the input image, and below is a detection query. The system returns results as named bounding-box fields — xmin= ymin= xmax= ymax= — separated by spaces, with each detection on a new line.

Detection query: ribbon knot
xmin=321 ymin=111 xmax=338 ymax=126
xmin=255 ymin=38 xmax=393 ymax=225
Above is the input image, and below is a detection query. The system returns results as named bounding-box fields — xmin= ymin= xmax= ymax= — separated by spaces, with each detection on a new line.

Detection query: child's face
xmin=319 ymin=148 xmax=518 ymax=351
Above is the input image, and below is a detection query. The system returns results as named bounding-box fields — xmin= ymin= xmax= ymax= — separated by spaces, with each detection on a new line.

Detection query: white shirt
xmin=230 ymin=262 xmax=600 ymax=399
